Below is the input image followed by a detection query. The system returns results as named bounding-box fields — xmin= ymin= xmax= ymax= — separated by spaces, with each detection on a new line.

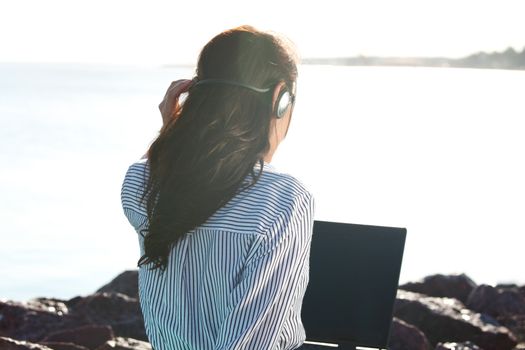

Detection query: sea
xmin=1 ymin=62 xmax=524 ymax=302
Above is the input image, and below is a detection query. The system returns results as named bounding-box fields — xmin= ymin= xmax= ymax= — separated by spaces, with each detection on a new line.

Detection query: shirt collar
xmin=254 ymin=160 xmax=277 ymax=172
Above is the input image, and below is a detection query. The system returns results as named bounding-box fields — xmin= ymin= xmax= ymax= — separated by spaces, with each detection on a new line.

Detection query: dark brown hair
xmin=137 ymin=25 xmax=298 ymax=272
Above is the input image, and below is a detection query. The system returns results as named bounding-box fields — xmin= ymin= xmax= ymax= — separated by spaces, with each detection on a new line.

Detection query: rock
xmin=24 ymin=298 xmax=70 ymax=317
xmin=0 ymin=292 xmax=146 ymax=344
xmin=394 ymin=290 xmax=517 ymax=350
xmin=65 ymin=293 xmax=147 ymax=341
xmin=94 ymin=337 xmax=152 ymax=350
xmin=498 ymin=315 xmax=525 ymax=343
xmin=467 ymin=284 xmax=525 ymax=318
xmin=399 ymin=274 xmax=477 ymax=303
xmin=0 ymin=298 xmax=69 ymax=342
xmin=496 ymin=284 xmax=520 ymax=290
xmin=39 ymin=342 xmax=90 ymax=350
xmin=95 ymin=271 xmax=138 ymax=299
xmin=0 ymin=336 xmax=54 ymax=349
xmin=466 ymin=285 xmax=525 ymax=342
xmin=388 ymin=317 xmax=432 ymax=350
xmin=42 ymin=325 xmax=113 ymax=349
xmin=435 ymin=341 xmax=483 ymax=349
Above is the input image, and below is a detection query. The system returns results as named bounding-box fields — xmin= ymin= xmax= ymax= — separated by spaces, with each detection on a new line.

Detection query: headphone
xmin=192 ymin=78 xmax=294 ymax=119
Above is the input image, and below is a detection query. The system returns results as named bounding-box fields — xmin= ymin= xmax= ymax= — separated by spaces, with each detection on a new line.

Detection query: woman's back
xmin=121 ymin=158 xmax=315 ymax=350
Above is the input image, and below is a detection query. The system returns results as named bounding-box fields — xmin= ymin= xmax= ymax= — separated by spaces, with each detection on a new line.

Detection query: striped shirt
xmin=120 ymin=158 xmax=316 ymax=350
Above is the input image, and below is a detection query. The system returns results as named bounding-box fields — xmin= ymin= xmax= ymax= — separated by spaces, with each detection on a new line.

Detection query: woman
xmin=121 ymin=25 xmax=315 ymax=350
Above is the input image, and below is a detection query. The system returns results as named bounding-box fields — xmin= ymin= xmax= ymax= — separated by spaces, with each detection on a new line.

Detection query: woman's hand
xmin=158 ymin=79 xmax=194 ymax=126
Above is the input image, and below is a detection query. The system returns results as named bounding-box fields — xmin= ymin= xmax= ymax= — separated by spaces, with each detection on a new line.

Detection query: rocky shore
xmin=1 ymin=271 xmax=524 ymax=350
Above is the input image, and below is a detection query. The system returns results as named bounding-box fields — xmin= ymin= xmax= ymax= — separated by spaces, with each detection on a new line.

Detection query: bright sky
xmin=1 ymin=0 xmax=524 ymax=65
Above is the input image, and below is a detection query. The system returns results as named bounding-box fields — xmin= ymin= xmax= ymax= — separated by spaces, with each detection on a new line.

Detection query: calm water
xmin=1 ymin=62 xmax=524 ymax=302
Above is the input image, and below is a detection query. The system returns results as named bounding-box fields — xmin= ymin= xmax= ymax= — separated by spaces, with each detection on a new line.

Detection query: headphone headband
xmin=191 ymin=78 xmax=293 ymax=119
xmin=192 ymin=78 xmax=272 ymax=93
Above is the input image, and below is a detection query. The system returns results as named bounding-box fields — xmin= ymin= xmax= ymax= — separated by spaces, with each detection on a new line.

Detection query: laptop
xmin=300 ymin=220 xmax=407 ymax=350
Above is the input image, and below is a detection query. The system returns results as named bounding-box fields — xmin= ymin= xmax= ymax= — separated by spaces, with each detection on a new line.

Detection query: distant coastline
xmin=302 ymin=46 xmax=525 ymax=70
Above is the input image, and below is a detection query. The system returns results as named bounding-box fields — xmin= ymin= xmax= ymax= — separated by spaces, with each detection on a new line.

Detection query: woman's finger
xmin=159 ymin=79 xmax=196 ymax=126
xmin=168 ymin=79 xmax=194 ymax=97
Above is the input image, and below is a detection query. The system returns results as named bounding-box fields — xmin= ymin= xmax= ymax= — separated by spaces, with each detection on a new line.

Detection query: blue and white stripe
xmin=121 ymin=158 xmax=315 ymax=350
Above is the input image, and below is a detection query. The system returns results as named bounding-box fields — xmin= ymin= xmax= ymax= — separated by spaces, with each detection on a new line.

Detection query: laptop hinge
xmin=303 ymin=341 xmax=385 ymax=350
xmin=303 ymin=340 xmax=339 ymax=347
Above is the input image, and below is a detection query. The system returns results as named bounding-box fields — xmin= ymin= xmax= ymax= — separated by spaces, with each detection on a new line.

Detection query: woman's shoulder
xmin=241 ymin=162 xmax=314 ymax=219
xmin=203 ymin=162 xmax=314 ymax=236
xmin=254 ymin=162 xmax=313 ymax=198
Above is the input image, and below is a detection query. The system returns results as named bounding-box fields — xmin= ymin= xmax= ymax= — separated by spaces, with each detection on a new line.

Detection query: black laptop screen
xmin=301 ymin=221 xmax=407 ymax=348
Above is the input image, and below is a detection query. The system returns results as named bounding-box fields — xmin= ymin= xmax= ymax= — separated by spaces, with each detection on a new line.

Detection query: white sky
xmin=1 ymin=0 xmax=524 ymax=65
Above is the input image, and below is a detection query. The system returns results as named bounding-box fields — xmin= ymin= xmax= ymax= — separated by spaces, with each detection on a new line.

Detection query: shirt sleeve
xmin=213 ymin=190 xmax=315 ymax=350
xmin=120 ymin=162 xmax=148 ymax=230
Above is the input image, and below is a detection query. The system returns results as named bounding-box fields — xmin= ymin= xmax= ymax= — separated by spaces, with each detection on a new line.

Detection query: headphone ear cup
xmin=274 ymin=88 xmax=289 ymax=119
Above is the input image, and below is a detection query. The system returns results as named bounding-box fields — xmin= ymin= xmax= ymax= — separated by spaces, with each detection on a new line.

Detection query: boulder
xmin=94 ymin=337 xmax=152 ymax=350
xmin=435 ymin=341 xmax=483 ymax=349
xmin=0 ymin=298 xmax=69 ymax=342
xmin=65 ymin=293 xmax=147 ymax=341
xmin=0 ymin=336 xmax=54 ymax=349
xmin=399 ymin=274 xmax=477 ymax=303
xmin=95 ymin=271 xmax=138 ymax=299
xmin=394 ymin=290 xmax=517 ymax=350
xmin=498 ymin=315 xmax=525 ymax=343
xmin=496 ymin=284 xmax=520 ymax=290
xmin=388 ymin=317 xmax=432 ymax=350
xmin=42 ymin=325 xmax=113 ymax=349
xmin=0 ymin=292 xmax=146 ymax=344
xmin=467 ymin=284 xmax=525 ymax=342
xmin=466 ymin=284 xmax=525 ymax=318
xmin=23 ymin=298 xmax=70 ymax=316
